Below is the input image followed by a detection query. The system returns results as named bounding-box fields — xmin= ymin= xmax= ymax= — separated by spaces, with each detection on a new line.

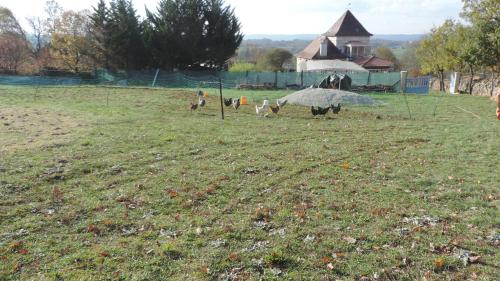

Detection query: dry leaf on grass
xmin=343 ymin=236 xmax=357 ymax=244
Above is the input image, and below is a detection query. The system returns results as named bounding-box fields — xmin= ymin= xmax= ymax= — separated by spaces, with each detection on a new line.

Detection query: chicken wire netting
xmin=0 ymin=69 xmax=401 ymax=90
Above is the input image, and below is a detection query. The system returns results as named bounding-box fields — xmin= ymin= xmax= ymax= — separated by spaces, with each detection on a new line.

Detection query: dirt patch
xmin=0 ymin=106 xmax=84 ymax=152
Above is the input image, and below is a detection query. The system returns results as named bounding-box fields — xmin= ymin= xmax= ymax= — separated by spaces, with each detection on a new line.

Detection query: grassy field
xmin=0 ymin=86 xmax=499 ymax=280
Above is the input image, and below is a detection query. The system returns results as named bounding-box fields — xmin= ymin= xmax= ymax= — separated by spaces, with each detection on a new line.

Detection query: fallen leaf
xmin=228 ymin=252 xmax=240 ymax=261
xmin=434 ymin=257 xmax=445 ymax=269
xmin=10 ymin=241 xmax=23 ymax=250
xmin=87 ymin=224 xmax=101 ymax=235
xmin=321 ymin=256 xmax=332 ymax=264
xmin=18 ymin=249 xmax=29 ymax=255
xmin=343 ymin=237 xmax=357 ymax=244
xmin=99 ymin=251 xmax=109 ymax=257
xmin=167 ymin=190 xmax=178 ymax=198
xmin=341 ymin=162 xmax=350 ymax=170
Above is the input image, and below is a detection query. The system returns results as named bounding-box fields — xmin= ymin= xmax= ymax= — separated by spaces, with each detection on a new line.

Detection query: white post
xmin=449 ymin=72 xmax=460 ymax=94
xmin=400 ymin=71 xmax=408 ymax=93
xmin=152 ymin=68 xmax=160 ymax=87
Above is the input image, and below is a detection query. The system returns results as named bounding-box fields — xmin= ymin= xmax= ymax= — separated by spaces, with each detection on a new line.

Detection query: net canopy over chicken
xmin=278 ymin=88 xmax=379 ymax=108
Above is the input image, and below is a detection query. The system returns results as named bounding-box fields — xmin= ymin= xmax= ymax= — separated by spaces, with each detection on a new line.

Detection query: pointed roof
xmin=323 ymin=10 xmax=373 ymax=37
xmin=297 ymin=36 xmax=347 ymax=60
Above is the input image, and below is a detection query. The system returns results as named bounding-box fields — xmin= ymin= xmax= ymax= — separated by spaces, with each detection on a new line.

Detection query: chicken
xmin=331 ymin=103 xmax=341 ymax=114
xmin=311 ymin=106 xmax=320 ymax=116
xmin=256 ymin=104 xmax=270 ymax=116
xmin=232 ymin=99 xmax=241 ymax=110
xmin=190 ymin=103 xmax=198 ymax=112
xmin=277 ymin=100 xmax=288 ymax=108
xmin=198 ymin=97 xmax=206 ymax=107
xmin=270 ymin=106 xmax=280 ymax=114
xmin=311 ymin=106 xmax=330 ymax=117
xmin=224 ymin=98 xmax=233 ymax=107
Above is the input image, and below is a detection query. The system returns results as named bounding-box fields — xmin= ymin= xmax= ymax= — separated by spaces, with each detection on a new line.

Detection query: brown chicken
xmin=270 ymin=106 xmax=280 ymax=114
xmin=190 ymin=103 xmax=198 ymax=112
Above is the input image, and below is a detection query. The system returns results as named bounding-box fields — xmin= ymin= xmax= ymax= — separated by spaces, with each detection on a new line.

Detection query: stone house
xmin=297 ymin=10 xmax=393 ymax=72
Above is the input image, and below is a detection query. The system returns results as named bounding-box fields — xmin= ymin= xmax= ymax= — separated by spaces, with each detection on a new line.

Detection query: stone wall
xmin=430 ymin=75 xmax=499 ymax=96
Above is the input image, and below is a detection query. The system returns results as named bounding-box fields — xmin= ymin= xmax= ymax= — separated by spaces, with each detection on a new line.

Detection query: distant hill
xmin=244 ymin=34 xmax=424 ymax=42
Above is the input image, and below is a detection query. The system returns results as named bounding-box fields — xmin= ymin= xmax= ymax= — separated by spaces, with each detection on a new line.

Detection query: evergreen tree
xmin=146 ymin=0 xmax=242 ymax=69
xmin=203 ymin=0 xmax=243 ymax=68
xmin=108 ymin=0 xmax=146 ymax=69
xmin=89 ymin=0 xmax=110 ymax=68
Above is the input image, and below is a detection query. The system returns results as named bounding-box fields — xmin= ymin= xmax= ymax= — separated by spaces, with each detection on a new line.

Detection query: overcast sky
xmin=2 ymin=0 xmax=463 ymax=35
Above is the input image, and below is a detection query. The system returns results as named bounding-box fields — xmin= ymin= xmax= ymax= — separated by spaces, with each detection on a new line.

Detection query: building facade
xmin=297 ymin=10 xmax=393 ymax=72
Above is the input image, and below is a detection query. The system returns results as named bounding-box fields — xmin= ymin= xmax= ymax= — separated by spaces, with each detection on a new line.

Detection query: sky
xmin=1 ymin=0 xmax=464 ymax=35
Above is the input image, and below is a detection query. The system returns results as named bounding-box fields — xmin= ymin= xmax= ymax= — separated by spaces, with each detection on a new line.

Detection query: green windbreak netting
xmin=0 ymin=70 xmax=401 ymax=90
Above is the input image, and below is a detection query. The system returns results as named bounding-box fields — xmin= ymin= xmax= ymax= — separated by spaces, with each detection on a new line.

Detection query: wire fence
xmin=0 ymin=69 xmax=401 ymax=91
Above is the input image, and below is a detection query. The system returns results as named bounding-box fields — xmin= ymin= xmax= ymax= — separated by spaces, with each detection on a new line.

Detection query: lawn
xmin=0 ymin=86 xmax=498 ymax=280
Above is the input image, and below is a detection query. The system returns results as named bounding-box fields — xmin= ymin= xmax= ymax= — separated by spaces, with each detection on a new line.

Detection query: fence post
xmin=219 ymin=78 xmax=224 ymax=120
xmin=367 ymin=72 xmax=371 ymax=85
xmin=300 ymin=71 xmax=304 ymax=88
xmin=400 ymin=71 xmax=408 ymax=93
xmin=246 ymin=70 xmax=249 ymax=85
xmin=274 ymin=71 xmax=278 ymax=89
xmin=152 ymin=68 xmax=160 ymax=87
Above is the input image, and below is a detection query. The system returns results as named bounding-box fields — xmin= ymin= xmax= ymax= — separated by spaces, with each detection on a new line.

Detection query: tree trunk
xmin=491 ymin=72 xmax=498 ymax=96
xmin=468 ymin=65 xmax=474 ymax=95
xmin=438 ymin=70 xmax=445 ymax=92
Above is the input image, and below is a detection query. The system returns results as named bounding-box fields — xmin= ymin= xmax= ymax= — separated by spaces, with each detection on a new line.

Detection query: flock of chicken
xmin=189 ymin=91 xmax=342 ymax=117
xmin=311 ymin=104 xmax=342 ymax=117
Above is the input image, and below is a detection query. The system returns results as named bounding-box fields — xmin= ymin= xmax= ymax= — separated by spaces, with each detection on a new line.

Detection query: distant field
xmin=0 ymin=86 xmax=498 ymax=280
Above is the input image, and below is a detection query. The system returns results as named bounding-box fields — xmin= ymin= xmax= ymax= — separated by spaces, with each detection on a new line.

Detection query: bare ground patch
xmin=0 ymin=106 xmax=85 ymax=152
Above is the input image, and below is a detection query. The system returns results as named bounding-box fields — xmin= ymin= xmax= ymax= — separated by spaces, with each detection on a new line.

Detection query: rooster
xmin=198 ymin=97 xmax=206 ymax=107
xmin=190 ymin=103 xmax=198 ymax=112
xmin=270 ymin=106 xmax=280 ymax=114
xmin=224 ymin=98 xmax=233 ymax=107
xmin=232 ymin=99 xmax=241 ymax=110
xmin=331 ymin=104 xmax=341 ymax=114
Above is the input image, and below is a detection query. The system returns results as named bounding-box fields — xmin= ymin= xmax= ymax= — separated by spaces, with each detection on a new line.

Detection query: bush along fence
xmin=0 ymin=69 xmax=403 ymax=91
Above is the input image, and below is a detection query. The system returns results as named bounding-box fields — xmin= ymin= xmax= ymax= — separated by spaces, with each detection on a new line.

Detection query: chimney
xmin=320 ymin=38 xmax=328 ymax=57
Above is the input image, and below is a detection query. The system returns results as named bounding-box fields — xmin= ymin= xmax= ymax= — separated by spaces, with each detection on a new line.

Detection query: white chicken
xmin=255 ymin=98 xmax=270 ymax=117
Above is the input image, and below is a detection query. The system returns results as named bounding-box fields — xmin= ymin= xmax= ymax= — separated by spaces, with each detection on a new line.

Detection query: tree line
xmin=416 ymin=0 xmax=499 ymax=94
xmin=0 ymin=0 xmax=243 ymax=74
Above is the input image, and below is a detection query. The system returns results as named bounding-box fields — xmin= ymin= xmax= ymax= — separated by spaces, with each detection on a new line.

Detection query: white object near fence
xmin=400 ymin=71 xmax=408 ymax=93
xmin=450 ymin=72 xmax=460 ymax=94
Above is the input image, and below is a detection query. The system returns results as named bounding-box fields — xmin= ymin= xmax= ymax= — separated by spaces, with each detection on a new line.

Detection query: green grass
xmin=0 ymin=86 xmax=499 ymax=280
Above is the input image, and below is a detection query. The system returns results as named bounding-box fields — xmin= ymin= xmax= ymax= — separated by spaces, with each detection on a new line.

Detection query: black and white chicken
xmin=198 ymin=97 xmax=206 ymax=107
xmin=232 ymin=99 xmax=241 ymax=110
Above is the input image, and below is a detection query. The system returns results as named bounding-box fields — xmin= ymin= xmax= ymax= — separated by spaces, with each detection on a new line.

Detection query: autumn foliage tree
xmin=50 ymin=11 xmax=94 ymax=72
xmin=0 ymin=6 xmax=30 ymax=73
